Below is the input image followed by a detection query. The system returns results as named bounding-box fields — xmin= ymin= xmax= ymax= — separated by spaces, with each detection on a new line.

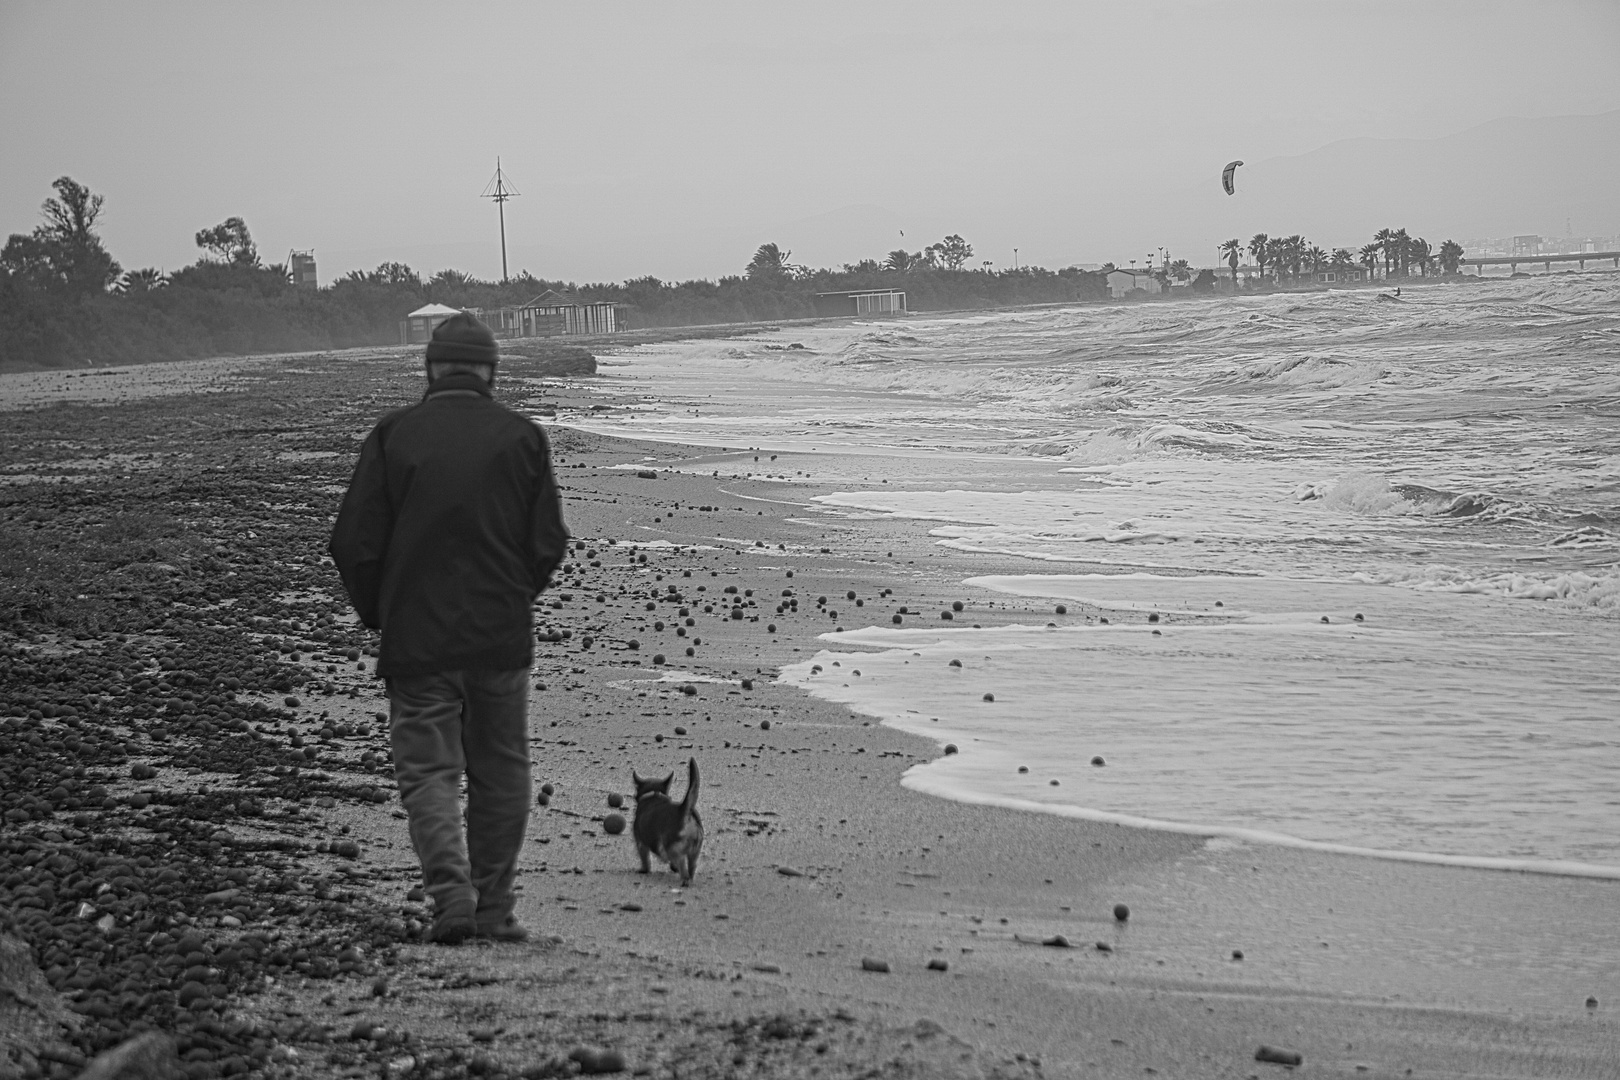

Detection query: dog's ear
xmin=658 ymin=771 xmax=674 ymax=793
xmin=631 ymin=770 xmax=644 ymax=787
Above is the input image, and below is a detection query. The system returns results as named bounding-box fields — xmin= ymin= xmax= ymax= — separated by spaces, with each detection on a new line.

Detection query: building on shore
xmin=287 ymin=250 xmax=317 ymax=290
xmin=517 ymin=291 xmax=619 ymax=336
xmin=813 ymin=289 xmax=907 ymax=317
xmin=1104 ymin=269 xmax=1161 ymax=299
xmin=1315 ymin=266 xmax=1368 ymax=284
xmin=399 ymin=303 xmax=464 ymax=344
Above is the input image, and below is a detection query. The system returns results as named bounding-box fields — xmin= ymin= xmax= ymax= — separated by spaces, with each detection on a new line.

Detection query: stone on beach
xmin=860 ymin=957 xmax=891 ymax=973
xmin=1113 ymin=903 xmax=1130 ymax=922
xmin=1255 ymin=1045 xmax=1304 ymax=1066
xmin=603 ymin=813 xmax=626 ymax=835
xmin=76 ymin=1032 xmax=179 ymax=1080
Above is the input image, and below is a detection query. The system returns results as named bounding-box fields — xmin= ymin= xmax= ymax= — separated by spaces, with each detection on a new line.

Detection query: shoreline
xmin=0 ymin=344 xmax=1615 ymax=1077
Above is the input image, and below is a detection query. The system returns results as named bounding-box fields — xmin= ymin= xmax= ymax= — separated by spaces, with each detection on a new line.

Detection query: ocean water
xmin=558 ymin=275 xmax=1620 ymax=875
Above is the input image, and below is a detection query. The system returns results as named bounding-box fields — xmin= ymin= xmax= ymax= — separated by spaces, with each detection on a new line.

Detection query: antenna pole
xmin=481 ymin=158 xmax=520 ymax=285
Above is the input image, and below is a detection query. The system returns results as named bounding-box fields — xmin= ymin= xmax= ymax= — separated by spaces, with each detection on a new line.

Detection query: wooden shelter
xmin=518 ymin=291 xmax=619 ymax=336
xmin=812 ymin=290 xmax=907 ymax=317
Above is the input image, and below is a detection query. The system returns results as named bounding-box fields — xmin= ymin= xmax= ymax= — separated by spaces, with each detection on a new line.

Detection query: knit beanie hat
xmin=425 ymin=312 xmax=498 ymax=364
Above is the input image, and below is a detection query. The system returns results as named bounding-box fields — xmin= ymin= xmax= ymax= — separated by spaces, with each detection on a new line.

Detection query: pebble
xmin=1586 ymin=995 xmax=1599 ymax=1008
xmin=1147 ymin=613 xmax=1159 ymax=623
xmin=952 ymin=601 xmax=964 ymax=611
xmin=1254 ymin=1046 xmax=1303 ymax=1066
xmin=1113 ymin=903 xmax=1130 ymax=922
xmin=927 ymin=958 xmax=949 ymax=971
xmin=1232 ymin=949 xmax=1244 ymax=960
xmin=1017 ymin=765 xmax=1028 ymax=773
xmin=1091 ymin=755 xmax=1106 ymax=766
xmin=760 ymin=719 xmax=771 ymax=730
xmin=1055 ymin=604 xmax=1067 ymax=614
xmin=944 ymin=744 xmax=958 ymax=755
xmin=569 ymin=1047 xmax=627 ymax=1074
xmin=949 ymin=659 xmax=962 ymax=667
xmin=603 ymin=813 xmax=626 ymax=835
xmin=860 ymin=957 xmax=891 ymax=973
xmin=983 ymin=693 xmax=995 ymax=701
xmin=674 ymin=726 xmax=687 ymax=735
xmin=607 ymin=792 xmax=624 ymax=808
xmin=741 ymin=678 xmax=753 ymax=690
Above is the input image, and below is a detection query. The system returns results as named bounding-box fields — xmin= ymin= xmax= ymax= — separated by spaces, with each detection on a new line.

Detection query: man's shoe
xmin=476 ymin=915 xmax=530 ymax=943
xmin=428 ymin=912 xmax=478 ymax=945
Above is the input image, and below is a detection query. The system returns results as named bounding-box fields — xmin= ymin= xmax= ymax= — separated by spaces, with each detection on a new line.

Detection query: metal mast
xmin=480 ymin=159 xmax=520 ymax=284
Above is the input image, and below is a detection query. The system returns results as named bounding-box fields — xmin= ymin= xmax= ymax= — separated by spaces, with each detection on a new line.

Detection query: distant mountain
xmin=1203 ymin=111 xmax=1620 ymax=251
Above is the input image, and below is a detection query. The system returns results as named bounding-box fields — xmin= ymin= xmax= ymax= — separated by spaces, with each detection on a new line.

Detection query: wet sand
xmin=2 ymin=349 xmax=1615 ymax=1078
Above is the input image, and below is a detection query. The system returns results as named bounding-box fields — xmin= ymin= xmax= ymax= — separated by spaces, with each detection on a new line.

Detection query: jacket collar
xmin=424 ymin=372 xmax=494 ymax=400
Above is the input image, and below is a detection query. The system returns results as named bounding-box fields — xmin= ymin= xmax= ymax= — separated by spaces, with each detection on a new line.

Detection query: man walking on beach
xmin=330 ymin=312 xmax=569 ymax=944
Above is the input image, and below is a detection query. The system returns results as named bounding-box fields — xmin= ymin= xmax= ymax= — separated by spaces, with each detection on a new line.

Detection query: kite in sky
xmin=1222 ymin=160 xmax=1243 ymax=195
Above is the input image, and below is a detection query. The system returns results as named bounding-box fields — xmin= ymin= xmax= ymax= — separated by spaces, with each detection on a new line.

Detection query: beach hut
xmin=812 ymin=289 xmax=907 ymax=317
xmin=518 ymin=291 xmax=619 ymax=336
xmin=399 ymin=303 xmax=464 ymax=344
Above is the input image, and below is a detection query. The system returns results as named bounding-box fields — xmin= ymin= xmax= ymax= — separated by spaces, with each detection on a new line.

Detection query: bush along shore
xmin=1 ymin=177 xmax=1108 ymax=371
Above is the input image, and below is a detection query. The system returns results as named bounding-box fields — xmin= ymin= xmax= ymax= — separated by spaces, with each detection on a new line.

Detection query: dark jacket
xmin=329 ymin=373 xmax=569 ymax=677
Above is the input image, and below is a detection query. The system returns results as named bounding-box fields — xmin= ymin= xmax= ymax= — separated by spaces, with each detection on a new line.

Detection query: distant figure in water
xmin=330 ymin=312 xmax=570 ymax=945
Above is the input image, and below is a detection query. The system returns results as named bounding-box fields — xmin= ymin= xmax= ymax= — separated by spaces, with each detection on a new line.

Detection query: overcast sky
xmin=4 ymin=1 xmax=1618 ymax=283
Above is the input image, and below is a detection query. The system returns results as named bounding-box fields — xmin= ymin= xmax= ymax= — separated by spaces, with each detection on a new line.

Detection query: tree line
xmin=1216 ymin=229 xmax=1465 ymax=286
xmin=0 ymin=178 xmax=1109 ymax=370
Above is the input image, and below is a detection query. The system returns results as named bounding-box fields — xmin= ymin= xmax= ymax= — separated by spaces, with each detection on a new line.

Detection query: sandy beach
xmin=0 ymin=341 xmax=1616 ymax=1080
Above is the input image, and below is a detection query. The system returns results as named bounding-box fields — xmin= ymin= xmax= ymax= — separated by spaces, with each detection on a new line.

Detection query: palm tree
xmin=1169 ymin=258 xmax=1192 ymax=283
xmin=1266 ymin=237 xmax=1288 ymax=283
xmin=1249 ymin=233 xmax=1270 ymax=283
xmin=1408 ymin=237 xmax=1434 ymax=277
xmin=1219 ymin=238 xmax=1243 ymax=290
xmin=1286 ymin=236 xmax=1308 ymax=281
xmin=747 ymin=242 xmax=791 ymax=280
xmin=1373 ymin=228 xmax=1395 ymax=279
xmin=1392 ymin=228 xmax=1411 ymax=278
xmin=1306 ymin=245 xmax=1328 ymax=280
xmin=1439 ymin=240 xmax=1464 ymax=275
xmin=882 ymin=249 xmax=916 ymax=272
xmin=117 ymin=267 xmax=167 ymax=293
xmin=1359 ymin=243 xmax=1380 ymax=282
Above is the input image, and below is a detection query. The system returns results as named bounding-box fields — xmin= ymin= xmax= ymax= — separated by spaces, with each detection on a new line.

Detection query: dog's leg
xmin=636 ymin=843 xmax=651 ymax=874
xmin=678 ymin=854 xmax=693 ymax=887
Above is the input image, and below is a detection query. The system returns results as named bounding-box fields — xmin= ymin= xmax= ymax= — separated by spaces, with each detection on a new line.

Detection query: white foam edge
xmin=607 ymin=673 xmax=738 ymax=689
xmin=896 ymin=768 xmax=1620 ymax=881
xmin=627 ymin=536 xmax=721 ymax=550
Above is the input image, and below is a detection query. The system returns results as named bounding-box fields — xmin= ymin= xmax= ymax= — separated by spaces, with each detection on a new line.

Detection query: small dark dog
xmin=631 ymin=758 xmax=703 ymax=886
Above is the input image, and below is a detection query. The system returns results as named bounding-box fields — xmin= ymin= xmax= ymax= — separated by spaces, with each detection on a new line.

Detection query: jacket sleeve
xmin=329 ymin=426 xmax=393 ymax=629
xmin=526 ymin=429 xmax=569 ymax=596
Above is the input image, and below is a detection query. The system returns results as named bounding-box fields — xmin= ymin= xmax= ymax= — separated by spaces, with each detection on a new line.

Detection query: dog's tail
xmin=680 ymin=757 xmax=700 ymax=819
